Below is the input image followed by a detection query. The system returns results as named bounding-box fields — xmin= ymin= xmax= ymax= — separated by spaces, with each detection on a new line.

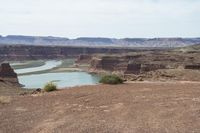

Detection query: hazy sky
xmin=0 ymin=0 xmax=199 ymax=38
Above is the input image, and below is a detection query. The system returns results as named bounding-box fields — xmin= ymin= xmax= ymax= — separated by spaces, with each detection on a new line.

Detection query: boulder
xmin=0 ymin=63 xmax=19 ymax=84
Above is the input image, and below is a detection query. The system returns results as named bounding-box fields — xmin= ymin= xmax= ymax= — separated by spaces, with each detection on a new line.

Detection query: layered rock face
xmin=88 ymin=51 xmax=200 ymax=75
xmin=0 ymin=63 xmax=19 ymax=84
xmin=184 ymin=64 xmax=200 ymax=70
xmin=90 ymin=56 xmax=128 ymax=72
xmin=125 ymin=64 xmax=141 ymax=74
xmin=89 ymin=54 xmax=169 ymax=74
xmin=76 ymin=54 xmax=92 ymax=64
xmin=0 ymin=45 xmax=146 ymax=61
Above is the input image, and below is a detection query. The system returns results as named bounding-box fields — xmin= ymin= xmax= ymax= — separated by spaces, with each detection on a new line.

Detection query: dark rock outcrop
xmin=184 ymin=64 xmax=200 ymax=70
xmin=125 ymin=64 xmax=141 ymax=74
xmin=90 ymin=56 xmax=128 ymax=72
xmin=90 ymin=54 xmax=168 ymax=75
xmin=124 ymin=63 xmax=166 ymax=74
xmin=140 ymin=64 xmax=166 ymax=73
xmin=0 ymin=45 xmax=147 ymax=61
xmin=88 ymin=50 xmax=200 ymax=76
xmin=0 ymin=63 xmax=19 ymax=84
xmin=76 ymin=54 xmax=92 ymax=64
xmin=90 ymin=58 xmax=103 ymax=70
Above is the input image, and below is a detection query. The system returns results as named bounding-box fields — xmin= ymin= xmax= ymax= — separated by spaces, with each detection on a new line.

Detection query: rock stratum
xmin=77 ymin=44 xmax=200 ymax=81
xmin=0 ymin=63 xmax=19 ymax=85
xmin=0 ymin=45 xmax=160 ymax=61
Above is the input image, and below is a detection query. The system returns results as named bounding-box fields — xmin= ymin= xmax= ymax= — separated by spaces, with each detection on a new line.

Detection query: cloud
xmin=0 ymin=0 xmax=199 ymax=37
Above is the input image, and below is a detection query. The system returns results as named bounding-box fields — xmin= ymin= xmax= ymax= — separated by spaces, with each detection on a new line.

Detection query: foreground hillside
xmin=1 ymin=82 xmax=200 ymax=133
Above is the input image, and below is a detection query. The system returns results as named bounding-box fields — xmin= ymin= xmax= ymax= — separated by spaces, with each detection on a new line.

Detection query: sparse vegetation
xmin=0 ymin=96 xmax=11 ymax=104
xmin=99 ymin=75 xmax=124 ymax=84
xmin=43 ymin=82 xmax=57 ymax=92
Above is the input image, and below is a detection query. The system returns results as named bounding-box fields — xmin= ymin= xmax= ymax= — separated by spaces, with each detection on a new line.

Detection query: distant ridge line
xmin=0 ymin=35 xmax=200 ymax=47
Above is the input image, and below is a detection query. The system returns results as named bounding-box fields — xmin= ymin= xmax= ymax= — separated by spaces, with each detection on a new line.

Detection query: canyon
xmin=1 ymin=43 xmax=200 ymax=133
xmin=0 ymin=45 xmax=160 ymax=61
xmin=1 ymin=44 xmax=200 ymax=82
xmin=76 ymin=44 xmax=200 ymax=81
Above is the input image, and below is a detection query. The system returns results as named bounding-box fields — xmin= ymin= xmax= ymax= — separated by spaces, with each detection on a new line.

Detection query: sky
xmin=0 ymin=0 xmax=200 ymax=38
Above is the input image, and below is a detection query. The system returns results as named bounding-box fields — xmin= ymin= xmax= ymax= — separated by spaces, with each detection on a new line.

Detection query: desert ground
xmin=1 ymin=82 xmax=200 ymax=133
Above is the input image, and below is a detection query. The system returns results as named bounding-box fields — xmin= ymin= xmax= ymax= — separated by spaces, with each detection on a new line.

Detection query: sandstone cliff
xmin=0 ymin=63 xmax=19 ymax=85
xmin=87 ymin=50 xmax=200 ymax=79
xmin=76 ymin=54 xmax=92 ymax=64
xmin=0 ymin=45 xmax=149 ymax=61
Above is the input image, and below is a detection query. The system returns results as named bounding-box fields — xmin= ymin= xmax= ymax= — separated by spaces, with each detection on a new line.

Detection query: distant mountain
xmin=0 ymin=35 xmax=69 ymax=46
xmin=0 ymin=35 xmax=200 ymax=47
xmin=76 ymin=37 xmax=113 ymax=43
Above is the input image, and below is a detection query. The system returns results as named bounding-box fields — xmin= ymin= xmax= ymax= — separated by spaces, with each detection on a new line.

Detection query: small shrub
xmin=99 ymin=75 xmax=123 ymax=84
xmin=43 ymin=82 xmax=57 ymax=92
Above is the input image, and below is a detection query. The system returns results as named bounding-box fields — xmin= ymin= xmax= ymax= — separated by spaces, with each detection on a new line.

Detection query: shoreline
xmin=1 ymin=80 xmax=200 ymax=97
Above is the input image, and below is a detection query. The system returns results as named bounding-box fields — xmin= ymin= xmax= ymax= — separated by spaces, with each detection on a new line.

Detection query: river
xmin=12 ymin=60 xmax=100 ymax=89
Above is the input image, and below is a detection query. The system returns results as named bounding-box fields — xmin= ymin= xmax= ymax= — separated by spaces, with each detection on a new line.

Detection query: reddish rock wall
xmin=88 ymin=53 xmax=198 ymax=75
xmin=0 ymin=63 xmax=19 ymax=84
xmin=76 ymin=54 xmax=92 ymax=64
xmin=184 ymin=65 xmax=200 ymax=70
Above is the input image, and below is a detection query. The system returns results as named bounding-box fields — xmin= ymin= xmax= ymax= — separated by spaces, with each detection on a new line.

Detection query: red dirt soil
xmin=1 ymin=82 xmax=200 ymax=133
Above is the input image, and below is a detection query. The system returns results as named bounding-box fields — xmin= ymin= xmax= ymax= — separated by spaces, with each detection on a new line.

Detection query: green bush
xmin=99 ymin=75 xmax=123 ymax=84
xmin=43 ymin=82 xmax=57 ymax=92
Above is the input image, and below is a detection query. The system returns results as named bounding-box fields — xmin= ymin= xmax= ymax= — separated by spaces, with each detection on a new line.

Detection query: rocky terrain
xmin=76 ymin=44 xmax=200 ymax=81
xmin=1 ymin=82 xmax=200 ymax=133
xmin=1 ymin=35 xmax=200 ymax=47
xmin=1 ymin=44 xmax=199 ymax=82
xmin=0 ymin=63 xmax=27 ymax=96
xmin=0 ymin=63 xmax=19 ymax=85
xmin=0 ymin=45 xmax=158 ymax=62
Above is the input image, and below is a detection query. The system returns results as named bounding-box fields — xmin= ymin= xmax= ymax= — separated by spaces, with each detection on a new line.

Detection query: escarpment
xmin=90 ymin=56 xmax=128 ymax=72
xmin=184 ymin=64 xmax=200 ymax=70
xmin=90 ymin=56 xmax=167 ymax=74
xmin=76 ymin=54 xmax=92 ymax=64
xmin=83 ymin=51 xmax=200 ymax=80
xmin=0 ymin=45 xmax=154 ymax=61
